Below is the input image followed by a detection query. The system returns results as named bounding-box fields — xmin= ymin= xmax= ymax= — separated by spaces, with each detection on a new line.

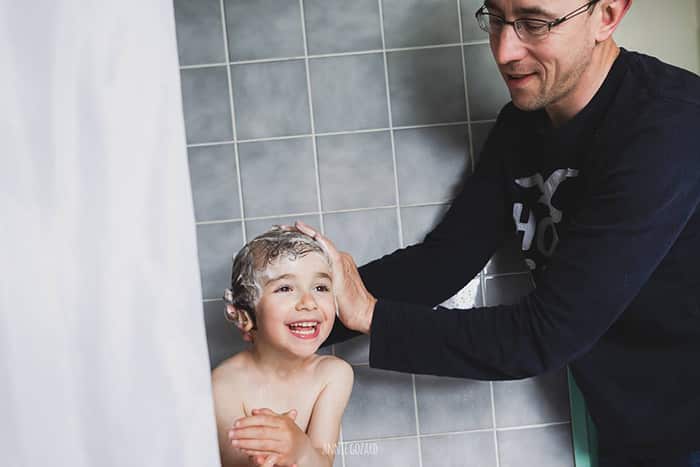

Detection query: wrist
xmin=363 ymin=296 xmax=377 ymax=335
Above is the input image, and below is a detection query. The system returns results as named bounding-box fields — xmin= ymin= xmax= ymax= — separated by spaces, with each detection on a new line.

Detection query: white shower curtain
xmin=0 ymin=2 xmax=220 ymax=466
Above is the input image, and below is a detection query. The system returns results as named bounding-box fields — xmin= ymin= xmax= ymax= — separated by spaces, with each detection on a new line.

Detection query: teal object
xmin=568 ymin=367 xmax=599 ymax=467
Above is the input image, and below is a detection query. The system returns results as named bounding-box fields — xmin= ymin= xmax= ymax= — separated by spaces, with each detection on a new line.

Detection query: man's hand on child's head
xmin=229 ymin=407 xmax=307 ymax=467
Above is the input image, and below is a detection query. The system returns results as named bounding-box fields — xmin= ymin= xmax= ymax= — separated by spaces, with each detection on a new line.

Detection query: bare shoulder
xmin=315 ymin=355 xmax=353 ymax=387
xmin=211 ymin=351 xmax=253 ymax=393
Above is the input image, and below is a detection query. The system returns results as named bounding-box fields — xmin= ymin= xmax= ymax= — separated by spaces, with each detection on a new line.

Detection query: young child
xmin=212 ymin=227 xmax=354 ymax=467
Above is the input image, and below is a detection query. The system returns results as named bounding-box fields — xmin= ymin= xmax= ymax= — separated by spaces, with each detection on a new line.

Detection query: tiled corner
xmin=244 ymin=214 xmax=321 ymax=241
xmin=303 ymin=0 xmax=382 ymax=55
xmin=224 ymin=0 xmax=304 ymax=61
xmin=203 ymin=300 xmax=249 ymax=370
xmin=497 ymin=425 xmax=574 ymax=467
xmin=196 ymin=221 xmax=244 ymax=299
xmin=485 ymin=234 xmax=529 ymax=275
xmin=421 ymin=431 xmax=497 ymax=467
xmin=173 ymin=0 xmax=226 ymax=66
xmin=341 ymin=366 xmax=417 ymax=440
xmin=334 ymin=334 xmax=370 ymax=365
xmin=400 ymin=204 xmax=450 ymax=246
xmin=394 ymin=125 xmax=470 ymax=205
xmin=464 ymin=43 xmax=510 ymax=121
xmin=323 ymin=209 xmax=400 ymax=266
xmin=344 ymin=437 xmax=420 ymax=467
xmin=180 ymin=67 xmax=233 ymax=144
xmin=317 ymin=131 xmax=395 ymax=211
xmin=381 ymin=0 xmax=461 ymax=49
xmin=188 ymin=144 xmax=240 ymax=222
xmin=484 ymin=273 xmax=534 ymax=306
xmin=309 ymin=54 xmax=389 ymax=133
xmin=460 ymin=0 xmax=490 ymax=42
xmin=237 ymin=138 xmax=318 ymax=218
xmin=470 ymin=120 xmax=496 ymax=164
xmin=387 ymin=47 xmax=467 ymax=126
xmin=414 ymin=375 xmax=493 ymax=433
xmin=493 ymin=367 xmax=571 ymax=428
xmin=231 ymin=60 xmax=311 ymax=140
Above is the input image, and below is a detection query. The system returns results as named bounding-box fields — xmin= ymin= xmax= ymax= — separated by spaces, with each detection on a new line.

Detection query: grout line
xmin=484 ymin=271 xmax=532 ymax=280
xmin=218 ymin=0 xmax=247 ymax=244
xmin=338 ymin=420 xmax=572 ymax=444
xmin=185 ymin=121 xmax=492 ymax=150
xmin=377 ymin=0 xmax=405 ymax=253
xmin=298 ymin=0 xmax=325 ymax=234
xmin=490 ymin=380 xmax=501 ymax=467
xmin=457 ymin=0 xmax=476 ymax=175
xmin=178 ymin=40 xmax=492 ymax=70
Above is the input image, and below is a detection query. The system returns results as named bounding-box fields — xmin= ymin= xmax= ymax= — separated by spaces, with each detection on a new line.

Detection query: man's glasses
xmin=475 ymin=0 xmax=601 ymax=42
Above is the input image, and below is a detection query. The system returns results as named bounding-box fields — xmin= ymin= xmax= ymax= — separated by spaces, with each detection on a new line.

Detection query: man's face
xmin=486 ymin=0 xmax=598 ymax=112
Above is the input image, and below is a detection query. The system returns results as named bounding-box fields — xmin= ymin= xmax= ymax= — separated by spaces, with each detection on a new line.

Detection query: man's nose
xmin=296 ymin=291 xmax=318 ymax=311
xmin=491 ymin=24 xmax=528 ymax=67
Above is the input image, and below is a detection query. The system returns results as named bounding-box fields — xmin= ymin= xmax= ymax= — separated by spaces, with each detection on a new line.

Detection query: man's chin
xmin=510 ymin=93 xmax=546 ymax=112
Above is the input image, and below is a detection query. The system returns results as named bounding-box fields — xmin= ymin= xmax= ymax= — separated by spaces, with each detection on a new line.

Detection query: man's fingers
xmin=233 ymin=414 xmax=281 ymax=429
xmin=294 ymin=221 xmax=342 ymax=259
xmin=283 ymin=409 xmax=297 ymax=421
xmin=261 ymin=455 xmax=278 ymax=467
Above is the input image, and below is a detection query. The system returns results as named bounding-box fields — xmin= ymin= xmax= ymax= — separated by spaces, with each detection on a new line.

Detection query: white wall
xmin=614 ymin=0 xmax=700 ymax=74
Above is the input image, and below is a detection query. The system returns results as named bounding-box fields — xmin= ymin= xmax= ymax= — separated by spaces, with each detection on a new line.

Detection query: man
xmin=280 ymin=1 xmax=700 ymax=465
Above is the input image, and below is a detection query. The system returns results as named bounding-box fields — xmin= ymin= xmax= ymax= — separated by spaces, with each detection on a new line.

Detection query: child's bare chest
xmin=241 ymin=376 xmax=324 ymax=432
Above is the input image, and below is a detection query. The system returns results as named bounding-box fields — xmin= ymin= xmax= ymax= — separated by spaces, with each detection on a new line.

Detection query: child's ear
xmin=225 ymin=304 xmax=254 ymax=333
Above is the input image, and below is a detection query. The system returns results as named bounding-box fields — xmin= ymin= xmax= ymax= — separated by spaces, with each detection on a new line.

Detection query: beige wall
xmin=614 ymin=0 xmax=700 ymax=74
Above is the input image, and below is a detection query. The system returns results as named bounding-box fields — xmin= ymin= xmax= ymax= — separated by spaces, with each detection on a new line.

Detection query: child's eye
xmin=315 ymin=285 xmax=331 ymax=292
xmin=275 ymin=285 xmax=292 ymax=293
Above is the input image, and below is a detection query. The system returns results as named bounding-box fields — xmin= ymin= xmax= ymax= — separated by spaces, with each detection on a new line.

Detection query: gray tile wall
xmin=174 ymin=1 xmax=573 ymax=466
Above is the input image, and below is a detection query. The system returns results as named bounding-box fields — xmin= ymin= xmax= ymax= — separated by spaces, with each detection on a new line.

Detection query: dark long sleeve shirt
xmin=325 ymin=49 xmax=700 ymax=456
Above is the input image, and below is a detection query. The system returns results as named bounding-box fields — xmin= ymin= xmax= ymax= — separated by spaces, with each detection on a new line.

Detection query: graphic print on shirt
xmin=512 ymin=168 xmax=579 ymax=270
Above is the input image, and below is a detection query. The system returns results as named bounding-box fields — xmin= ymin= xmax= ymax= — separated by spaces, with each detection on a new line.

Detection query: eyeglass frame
xmin=475 ymin=0 xmax=602 ymax=42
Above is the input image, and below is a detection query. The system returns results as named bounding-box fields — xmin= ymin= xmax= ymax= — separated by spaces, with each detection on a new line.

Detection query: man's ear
xmin=225 ymin=303 xmax=254 ymax=333
xmin=595 ymin=0 xmax=632 ymax=43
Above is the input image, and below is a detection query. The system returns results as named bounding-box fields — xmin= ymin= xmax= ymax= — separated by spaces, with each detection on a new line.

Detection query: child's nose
xmin=295 ymin=291 xmax=318 ymax=311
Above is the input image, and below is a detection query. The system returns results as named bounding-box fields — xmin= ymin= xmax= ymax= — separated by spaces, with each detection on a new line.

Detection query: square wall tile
xmin=304 ymin=0 xmax=382 ymax=55
xmin=196 ymin=221 xmax=244 ymax=299
xmin=415 ymin=375 xmax=492 ymax=433
xmin=400 ymin=204 xmax=450 ymax=246
xmin=382 ymin=0 xmax=460 ymax=48
xmin=470 ymin=120 xmax=496 ymax=164
xmin=484 ymin=273 xmax=534 ymax=306
xmin=224 ymin=0 xmax=304 ymax=61
xmin=439 ymin=276 xmax=484 ymax=309
xmin=388 ymin=47 xmax=467 ymax=126
xmin=181 ymin=67 xmax=233 ymax=144
xmin=344 ymin=437 xmax=420 ymax=467
xmin=317 ymin=132 xmax=395 ymax=211
xmin=334 ymin=335 xmax=370 ymax=365
xmin=174 ymin=0 xmax=226 ymax=66
xmin=341 ymin=366 xmax=417 ymax=440
xmin=461 ymin=0 xmax=490 ymax=42
xmin=485 ymin=234 xmax=529 ymax=275
xmin=497 ymin=425 xmax=574 ymax=467
xmin=493 ymin=367 xmax=571 ymax=428
xmin=309 ymin=54 xmax=389 ymax=133
xmin=232 ymin=60 xmax=311 ymax=140
xmin=323 ymin=209 xmax=400 ymax=266
xmin=422 ymin=431 xmax=497 ymax=467
xmin=238 ymin=138 xmax=318 ymax=218
xmin=204 ymin=300 xmax=249 ymax=370
xmin=464 ymin=43 xmax=510 ymax=121
xmin=188 ymin=144 xmax=240 ymax=222
xmin=395 ymin=125 xmax=470 ymax=205
xmin=245 ymin=214 xmax=321 ymax=240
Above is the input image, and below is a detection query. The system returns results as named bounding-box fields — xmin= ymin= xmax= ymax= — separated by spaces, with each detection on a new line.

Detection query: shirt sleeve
xmin=323 ymin=120 xmax=512 ymax=346
xmin=369 ymin=110 xmax=700 ymax=380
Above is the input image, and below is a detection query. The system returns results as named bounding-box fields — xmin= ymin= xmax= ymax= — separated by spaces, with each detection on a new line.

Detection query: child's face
xmin=254 ymin=251 xmax=335 ymax=357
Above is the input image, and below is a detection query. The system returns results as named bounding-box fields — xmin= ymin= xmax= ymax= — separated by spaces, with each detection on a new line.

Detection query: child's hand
xmin=229 ymin=408 xmax=310 ymax=467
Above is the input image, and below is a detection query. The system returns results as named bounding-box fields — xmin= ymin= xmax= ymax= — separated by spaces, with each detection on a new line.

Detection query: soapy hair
xmin=227 ymin=227 xmax=328 ymax=326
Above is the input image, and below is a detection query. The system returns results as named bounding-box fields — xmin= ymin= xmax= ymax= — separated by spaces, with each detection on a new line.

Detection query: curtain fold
xmin=0 ymin=2 xmax=219 ymax=466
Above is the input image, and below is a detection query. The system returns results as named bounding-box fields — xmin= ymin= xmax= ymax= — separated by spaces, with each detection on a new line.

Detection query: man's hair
xmin=227 ymin=227 xmax=328 ymax=326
